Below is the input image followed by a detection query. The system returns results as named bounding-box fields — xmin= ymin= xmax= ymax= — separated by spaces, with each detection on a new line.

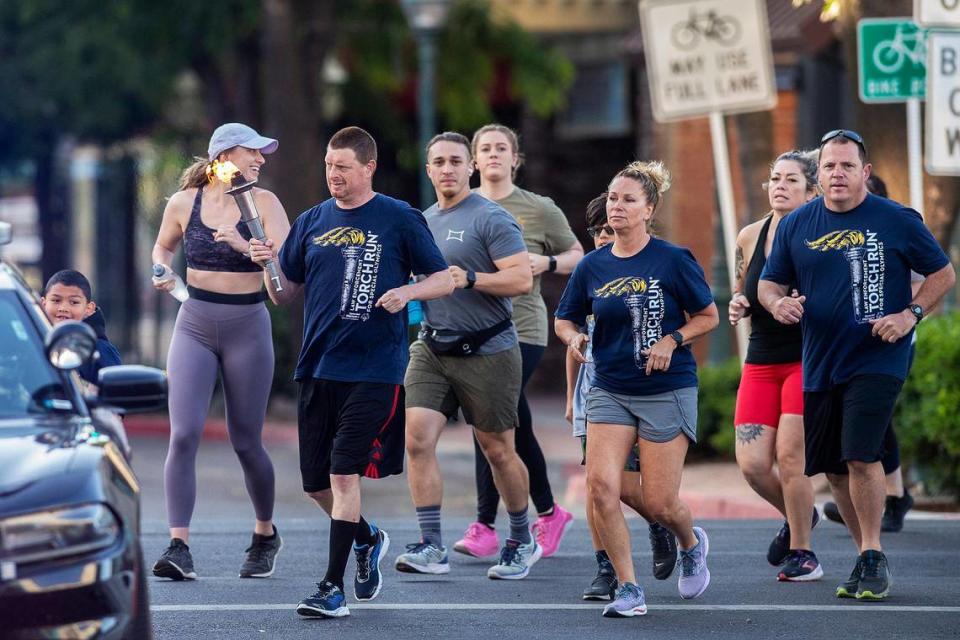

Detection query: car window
xmin=0 ymin=292 xmax=71 ymax=418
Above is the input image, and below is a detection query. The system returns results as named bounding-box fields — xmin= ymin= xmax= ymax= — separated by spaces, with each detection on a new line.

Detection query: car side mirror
xmin=95 ymin=365 xmax=168 ymax=414
xmin=45 ymin=321 xmax=97 ymax=370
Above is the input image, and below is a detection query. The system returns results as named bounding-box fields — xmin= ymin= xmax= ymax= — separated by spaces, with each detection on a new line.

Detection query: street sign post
xmin=915 ymin=0 xmax=960 ymax=27
xmin=857 ymin=18 xmax=928 ymax=213
xmin=925 ymin=30 xmax=960 ymax=175
xmin=640 ymin=0 xmax=776 ymax=360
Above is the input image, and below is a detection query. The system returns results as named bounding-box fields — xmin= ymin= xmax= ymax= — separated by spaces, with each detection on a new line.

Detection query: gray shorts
xmin=585 ymin=385 xmax=698 ymax=444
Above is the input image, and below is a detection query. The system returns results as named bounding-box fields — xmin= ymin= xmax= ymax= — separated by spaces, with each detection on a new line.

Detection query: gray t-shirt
xmin=421 ymin=193 xmax=527 ymax=355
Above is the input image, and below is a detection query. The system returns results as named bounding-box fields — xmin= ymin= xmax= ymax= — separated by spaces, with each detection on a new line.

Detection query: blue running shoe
xmin=354 ymin=526 xmax=390 ymax=601
xmin=602 ymin=582 xmax=647 ymax=618
xmin=296 ymin=580 xmax=349 ymax=618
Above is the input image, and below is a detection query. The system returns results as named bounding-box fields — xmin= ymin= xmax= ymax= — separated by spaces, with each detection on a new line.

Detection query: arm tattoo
xmin=734 ymin=245 xmax=745 ymax=289
xmin=735 ymin=423 xmax=766 ymax=444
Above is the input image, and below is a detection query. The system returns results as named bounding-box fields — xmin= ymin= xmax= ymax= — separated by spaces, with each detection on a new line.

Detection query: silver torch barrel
xmin=227 ymin=176 xmax=283 ymax=292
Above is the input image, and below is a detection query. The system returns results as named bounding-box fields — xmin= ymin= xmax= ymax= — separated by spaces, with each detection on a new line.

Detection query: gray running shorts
xmin=585 ymin=385 xmax=698 ymax=444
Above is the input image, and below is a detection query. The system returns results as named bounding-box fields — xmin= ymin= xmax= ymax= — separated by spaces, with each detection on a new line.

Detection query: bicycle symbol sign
xmin=858 ymin=18 xmax=928 ymax=103
xmin=670 ymin=9 xmax=742 ymax=50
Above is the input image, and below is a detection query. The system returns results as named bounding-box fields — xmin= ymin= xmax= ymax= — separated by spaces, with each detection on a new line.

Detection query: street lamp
xmin=401 ymin=0 xmax=453 ymax=209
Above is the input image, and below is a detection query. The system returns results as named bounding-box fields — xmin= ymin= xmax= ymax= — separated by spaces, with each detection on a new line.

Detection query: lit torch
xmin=211 ymin=160 xmax=283 ymax=292
xmin=314 ymin=227 xmax=367 ymax=318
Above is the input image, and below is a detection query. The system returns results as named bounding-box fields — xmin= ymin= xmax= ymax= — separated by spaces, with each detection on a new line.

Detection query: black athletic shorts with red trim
xmin=297 ymin=378 xmax=405 ymax=492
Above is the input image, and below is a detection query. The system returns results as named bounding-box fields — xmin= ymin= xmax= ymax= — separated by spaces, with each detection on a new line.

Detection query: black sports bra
xmin=183 ymin=185 xmax=260 ymax=273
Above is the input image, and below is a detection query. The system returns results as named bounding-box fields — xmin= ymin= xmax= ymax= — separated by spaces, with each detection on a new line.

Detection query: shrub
xmin=695 ymin=357 xmax=741 ymax=459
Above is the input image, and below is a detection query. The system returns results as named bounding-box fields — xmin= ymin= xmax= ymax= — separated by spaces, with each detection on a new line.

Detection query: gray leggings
xmin=164 ymin=297 xmax=275 ymax=528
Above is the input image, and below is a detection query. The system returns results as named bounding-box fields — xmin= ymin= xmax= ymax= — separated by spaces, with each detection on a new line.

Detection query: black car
xmin=0 ymin=222 xmax=167 ymax=639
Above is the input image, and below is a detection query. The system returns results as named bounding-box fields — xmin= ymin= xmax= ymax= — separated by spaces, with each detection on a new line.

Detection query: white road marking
xmin=152 ymin=603 xmax=960 ymax=613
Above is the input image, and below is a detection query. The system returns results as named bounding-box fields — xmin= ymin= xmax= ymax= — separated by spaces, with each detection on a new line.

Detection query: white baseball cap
xmin=208 ymin=123 xmax=279 ymax=161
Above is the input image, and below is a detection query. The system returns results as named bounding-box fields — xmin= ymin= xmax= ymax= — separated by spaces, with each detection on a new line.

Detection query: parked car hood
xmin=0 ymin=417 xmax=83 ymax=497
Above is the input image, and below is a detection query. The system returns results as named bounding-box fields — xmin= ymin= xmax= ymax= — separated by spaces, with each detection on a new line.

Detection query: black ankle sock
xmin=354 ymin=515 xmax=375 ymax=547
xmin=255 ymin=526 xmax=277 ymax=541
xmin=323 ymin=519 xmax=358 ymax=589
xmin=595 ymin=549 xmax=611 ymax=565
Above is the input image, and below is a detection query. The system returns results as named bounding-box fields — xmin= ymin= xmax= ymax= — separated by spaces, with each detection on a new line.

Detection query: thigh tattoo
xmin=735 ymin=423 xmax=766 ymax=445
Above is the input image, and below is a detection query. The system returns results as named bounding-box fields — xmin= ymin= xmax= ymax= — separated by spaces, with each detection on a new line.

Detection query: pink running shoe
xmin=453 ymin=522 xmax=499 ymax=558
xmin=533 ymin=504 xmax=574 ymax=558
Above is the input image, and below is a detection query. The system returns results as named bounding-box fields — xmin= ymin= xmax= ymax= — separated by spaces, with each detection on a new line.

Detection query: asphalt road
xmin=131 ymin=432 xmax=960 ymax=640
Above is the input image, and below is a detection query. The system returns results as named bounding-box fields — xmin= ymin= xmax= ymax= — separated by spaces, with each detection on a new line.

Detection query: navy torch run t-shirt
xmin=761 ymin=193 xmax=949 ymax=392
xmin=279 ymin=193 xmax=448 ymax=384
xmin=556 ymin=238 xmax=715 ymax=396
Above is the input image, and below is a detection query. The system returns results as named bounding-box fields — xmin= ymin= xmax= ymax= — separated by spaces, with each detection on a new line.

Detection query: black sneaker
xmin=767 ymin=508 xmax=820 ymax=566
xmin=239 ymin=526 xmax=283 ymax=578
xmin=354 ymin=526 xmax=389 ymax=601
xmin=296 ymin=580 xmax=349 ymax=618
xmin=856 ymin=550 xmax=892 ymax=600
xmin=649 ymin=522 xmax=677 ymax=580
xmin=823 ymin=501 xmax=845 ymax=525
xmin=836 ymin=556 xmax=864 ymax=598
xmin=582 ymin=554 xmax=617 ymax=600
xmin=881 ymin=491 xmax=914 ymax=533
xmin=777 ymin=549 xmax=823 ymax=582
xmin=153 ymin=538 xmax=197 ymax=581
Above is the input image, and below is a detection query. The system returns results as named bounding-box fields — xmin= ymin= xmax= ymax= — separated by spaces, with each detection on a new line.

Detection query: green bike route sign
xmin=858 ymin=18 xmax=928 ymax=103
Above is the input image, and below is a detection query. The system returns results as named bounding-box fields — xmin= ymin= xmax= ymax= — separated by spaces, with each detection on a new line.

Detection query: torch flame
xmin=594 ymin=277 xmax=647 ymax=298
xmin=209 ymin=160 xmax=242 ymax=185
xmin=314 ymin=226 xmax=367 ymax=247
xmin=804 ymin=230 xmax=865 ymax=252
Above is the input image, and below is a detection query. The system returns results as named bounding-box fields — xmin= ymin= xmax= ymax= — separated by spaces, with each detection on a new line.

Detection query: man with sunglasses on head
xmin=759 ymin=130 xmax=955 ymax=601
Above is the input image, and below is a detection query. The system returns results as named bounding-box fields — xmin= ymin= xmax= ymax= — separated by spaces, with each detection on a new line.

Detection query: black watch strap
xmin=670 ymin=330 xmax=684 ymax=347
xmin=908 ymin=303 xmax=923 ymax=323
xmin=465 ymin=269 xmax=477 ymax=289
xmin=548 ymin=256 xmax=558 ymax=272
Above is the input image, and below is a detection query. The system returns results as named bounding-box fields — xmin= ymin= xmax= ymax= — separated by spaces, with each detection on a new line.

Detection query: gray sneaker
xmin=678 ymin=526 xmax=710 ymax=599
xmin=487 ymin=539 xmax=542 ymax=580
xmin=394 ymin=541 xmax=450 ymax=574
xmin=602 ymin=582 xmax=647 ymax=618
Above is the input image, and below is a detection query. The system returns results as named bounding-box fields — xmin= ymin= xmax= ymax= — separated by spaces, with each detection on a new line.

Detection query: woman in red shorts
xmin=729 ymin=150 xmax=821 ymax=581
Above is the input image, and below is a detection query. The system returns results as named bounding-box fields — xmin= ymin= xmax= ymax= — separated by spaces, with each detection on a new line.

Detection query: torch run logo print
xmin=314 ymin=227 xmax=384 ymax=321
xmin=594 ymin=276 xmax=665 ymax=369
xmin=805 ymin=229 xmax=886 ymax=324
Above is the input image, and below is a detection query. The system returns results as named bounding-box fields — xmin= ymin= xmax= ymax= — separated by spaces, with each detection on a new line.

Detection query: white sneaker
xmin=487 ymin=539 xmax=542 ymax=580
xmin=394 ymin=541 xmax=450 ymax=574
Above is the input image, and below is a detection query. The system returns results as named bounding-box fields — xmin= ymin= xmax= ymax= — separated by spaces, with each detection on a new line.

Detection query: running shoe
xmin=602 ymin=582 xmax=647 ymax=618
xmin=394 ymin=541 xmax=450 ymax=574
xmin=354 ymin=526 xmax=389 ymax=601
xmin=487 ymin=538 xmax=542 ymax=580
xmin=767 ymin=507 xmax=820 ymax=566
xmin=881 ymin=491 xmax=914 ymax=533
xmin=649 ymin=522 xmax=677 ymax=580
xmin=583 ymin=554 xmax=617 ymax=600
xmin=836 ymin=556 xmax=864 ymax=599
xmin=532 ymin=504 xmax=574 ymax=558
xmin=823 ymin=501 xmax=844 ymax=525
xmin=777 ymin=549 xmax=823 ymax=582
xmin=856 ymin=550 xmax=892 ymax=600
xmin=677 ymin=526 xmax=710 ymax=599
xmin=296 ymin=580 xmax=349 ymax=618
xmin=153 ymin=538 xmax=197 ymax=581
xmin=239 ymin=526 xmax=283 ymax=578
xmin=453 ymin=522 xmax=499 ymax=558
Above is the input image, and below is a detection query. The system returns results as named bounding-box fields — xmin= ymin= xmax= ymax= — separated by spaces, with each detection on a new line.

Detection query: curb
xmin=124 ymin=414 xmax=298 ymax=445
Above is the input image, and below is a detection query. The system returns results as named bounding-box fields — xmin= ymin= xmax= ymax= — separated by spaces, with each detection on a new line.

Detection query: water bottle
xmin=152 ymin=264 xmax=189 ymax=302
xmin=406 ymin=278 xmax=422 ymax=326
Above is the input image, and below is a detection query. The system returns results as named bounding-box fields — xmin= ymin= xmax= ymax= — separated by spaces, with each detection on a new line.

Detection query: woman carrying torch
xmin=151 ymin=123 xmax=289 ymax=581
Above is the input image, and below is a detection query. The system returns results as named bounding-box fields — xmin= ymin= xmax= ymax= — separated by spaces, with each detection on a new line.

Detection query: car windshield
xmin=0 ymin=291 xmax=73 ymax=418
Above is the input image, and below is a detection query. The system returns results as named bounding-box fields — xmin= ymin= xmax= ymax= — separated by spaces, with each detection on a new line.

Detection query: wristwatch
xmin=548 ymin=256 xmax=558 ymax=273
xmin=669 ymin=330 xmax=684 ymax=347
xmin=465 ymin=269 xmax=477 ymax=289
xmin=908 ymin=303 xmax=923 ymax=324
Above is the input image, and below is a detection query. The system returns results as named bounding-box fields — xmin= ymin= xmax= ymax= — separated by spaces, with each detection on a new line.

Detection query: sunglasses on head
xmin=587 ymin=224 xmax=615 ymax=238
xmin=820 ymin=129 xmax=867 ymax=153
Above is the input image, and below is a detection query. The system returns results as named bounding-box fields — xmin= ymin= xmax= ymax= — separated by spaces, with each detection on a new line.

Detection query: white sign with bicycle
xmin=639 ymin=0 xmax=776 ymax=122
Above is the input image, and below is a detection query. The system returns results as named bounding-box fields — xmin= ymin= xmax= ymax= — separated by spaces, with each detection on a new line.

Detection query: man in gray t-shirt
xmin=420 ymin=191 xmax=524 ymax=354
xmin=398 ymin=132 xmax=542 ymax=581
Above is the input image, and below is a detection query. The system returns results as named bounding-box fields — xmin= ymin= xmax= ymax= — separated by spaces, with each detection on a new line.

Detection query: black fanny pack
xmin=419 ymin=318 xmax=512 ymax=357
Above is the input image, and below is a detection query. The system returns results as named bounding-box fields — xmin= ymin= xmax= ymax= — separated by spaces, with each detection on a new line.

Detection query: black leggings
xmin=473 ymin=342 xmax=554 ymax=524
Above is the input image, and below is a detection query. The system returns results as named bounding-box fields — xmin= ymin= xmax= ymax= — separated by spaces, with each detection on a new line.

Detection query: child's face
xmin=41 ymin=283 xmax=95 ymax=324
xmin=588 ymin=222 xmax=615 ymax=249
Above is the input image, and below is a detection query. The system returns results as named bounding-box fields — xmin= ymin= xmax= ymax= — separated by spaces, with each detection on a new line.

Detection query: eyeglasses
xmin=587 ymin=224 xmax=614 ymax=238
xmin=820 ymin=129 xmax=867 ymax=155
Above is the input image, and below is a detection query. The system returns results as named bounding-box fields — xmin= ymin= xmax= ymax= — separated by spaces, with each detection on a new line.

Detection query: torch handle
xmin=229 ymin=185 xmax=284 ymax=293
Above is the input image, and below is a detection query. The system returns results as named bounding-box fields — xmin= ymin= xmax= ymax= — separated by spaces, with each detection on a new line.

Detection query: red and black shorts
xmin=297 ymin=378 xmax=405 ymax=492
xmin=734 ymin=361 xmax=803 ymax=429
